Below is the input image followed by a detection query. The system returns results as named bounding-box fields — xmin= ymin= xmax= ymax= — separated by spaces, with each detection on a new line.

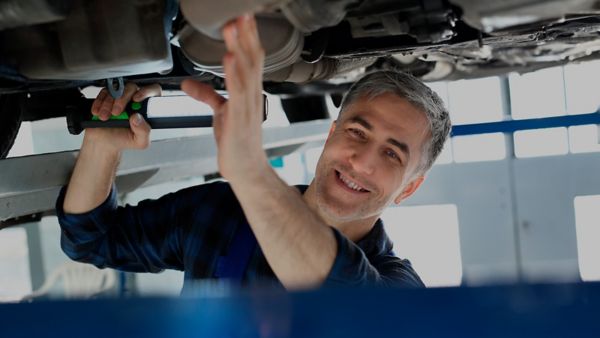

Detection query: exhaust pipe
xmin=179 ymin=0 xmax=288 ymax=40
xmin=178 ymin=0 xmax=303 ymax=76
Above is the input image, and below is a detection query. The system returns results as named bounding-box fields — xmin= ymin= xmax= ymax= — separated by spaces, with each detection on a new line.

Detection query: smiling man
xmin=57 ymin=15 xmax=451 ymax=290
xmin=305 ymin=89 xmax=436 ymax=244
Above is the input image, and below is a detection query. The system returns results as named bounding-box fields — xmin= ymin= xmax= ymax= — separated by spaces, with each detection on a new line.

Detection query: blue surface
xmin=270 ymin=157 xmax=284 ymax=168
xmin=451 ymin=112 xmax=600 ymax=137
xmin=2 ymin=282 xmax=600 ymax=338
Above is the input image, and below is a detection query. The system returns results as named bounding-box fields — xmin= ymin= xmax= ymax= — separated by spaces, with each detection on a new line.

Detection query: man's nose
xmin=348 ymin=145 xmax=376 ymax=175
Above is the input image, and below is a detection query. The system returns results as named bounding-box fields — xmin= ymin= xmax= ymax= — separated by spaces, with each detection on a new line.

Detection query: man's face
xmin=311 ymin=92 xmax=431 ymax=224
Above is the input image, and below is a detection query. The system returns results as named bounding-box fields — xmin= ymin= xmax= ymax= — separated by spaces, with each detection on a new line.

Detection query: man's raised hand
xmin=182 ymin=14 xmax=268 ymax=181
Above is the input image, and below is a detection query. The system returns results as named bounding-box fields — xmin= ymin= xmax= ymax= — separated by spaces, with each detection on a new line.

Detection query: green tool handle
xmin=67 ymin=99 xmax=150 ymax=135
xmin=67 ymin=95 xmax=268 ymax=135
xmin=80 ymin=115 xmax=214 ymax=130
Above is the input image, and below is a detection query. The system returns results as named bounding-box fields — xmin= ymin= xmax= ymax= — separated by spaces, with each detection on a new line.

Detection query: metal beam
xmin=500 ymin=75 xmax=524 ymax=282
xmin=451 ymin=111 xmax=600 ymax=137
xmin=0 ymin=120 xmax=331 ymax=221
xmin=23 ymin=222 xmax=46 ymax=290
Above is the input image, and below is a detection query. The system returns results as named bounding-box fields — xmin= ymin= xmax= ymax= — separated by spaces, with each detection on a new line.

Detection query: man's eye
xmin=385 ymin=149 xmax=401 ymax=162
xmin=348 ymin=128 xmax=365 ymax=138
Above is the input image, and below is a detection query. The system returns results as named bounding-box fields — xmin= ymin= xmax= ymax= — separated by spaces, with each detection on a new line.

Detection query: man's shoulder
xmin=176 ymin=180 xmax=233 ymax=196
xmin=359 ymin=221 xmax=426 ymax=287
xmin=357 ymin=220 xmax=394 ymax=258
xmin=378 ymin=255 xmax=426 ymax=288
xmin=165 ymin=180 xmax=240 ymax=208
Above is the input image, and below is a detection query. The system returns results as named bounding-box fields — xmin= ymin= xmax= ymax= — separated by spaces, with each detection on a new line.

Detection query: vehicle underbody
xmin=1 ymin=0 xmax=600 ymax=157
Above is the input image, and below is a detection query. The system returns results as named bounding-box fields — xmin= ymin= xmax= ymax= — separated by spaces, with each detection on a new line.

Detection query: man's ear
xmin=394 ymin=176 xmax=425 ymax=204
xmin=327 ymin=120 xmax=337 ymax=138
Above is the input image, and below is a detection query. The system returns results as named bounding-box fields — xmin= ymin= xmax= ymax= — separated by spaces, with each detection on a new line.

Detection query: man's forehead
xmin=341 ymin=94 xmax=427 ymax=130
xmin=343 ymin=92 xmax=424 ymax=115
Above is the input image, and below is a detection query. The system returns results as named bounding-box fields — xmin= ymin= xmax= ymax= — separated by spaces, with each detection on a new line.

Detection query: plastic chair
xmin=21 ymin=261 xmax=117 ymax=301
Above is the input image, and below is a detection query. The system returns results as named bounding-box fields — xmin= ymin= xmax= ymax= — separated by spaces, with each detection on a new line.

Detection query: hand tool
xmin=66 ymin=95 xmax=268 ymax=135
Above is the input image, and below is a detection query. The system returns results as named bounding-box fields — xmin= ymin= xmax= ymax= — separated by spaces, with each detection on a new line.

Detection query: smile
xmin=336 ymin=170 xmax=369 ymax=193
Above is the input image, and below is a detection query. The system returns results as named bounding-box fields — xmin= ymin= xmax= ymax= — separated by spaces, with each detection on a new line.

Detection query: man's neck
xmin=302 ymin=183 xmax=378 ymax=243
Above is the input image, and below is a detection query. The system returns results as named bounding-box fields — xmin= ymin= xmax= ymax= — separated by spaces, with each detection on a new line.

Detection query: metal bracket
xmin=106 ymin=77 xmax=125 ymax=99
xmin=0 ymin=212 xmax=43 ymax=230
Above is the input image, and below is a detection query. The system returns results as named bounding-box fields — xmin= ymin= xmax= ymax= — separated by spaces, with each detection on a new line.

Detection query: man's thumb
xmin=132 ymin=113 xmax=144 ymax=127
xmin=129 ymin=113 xmax=151 ymax=148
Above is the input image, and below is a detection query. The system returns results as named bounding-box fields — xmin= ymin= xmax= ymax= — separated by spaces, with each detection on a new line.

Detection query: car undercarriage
xmin=2 ymin=0 xmax=600 ymax=157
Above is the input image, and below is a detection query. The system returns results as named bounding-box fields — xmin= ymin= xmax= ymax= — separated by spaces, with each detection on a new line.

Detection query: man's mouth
xmin=335 ymin=170 xmax=370 ymax=193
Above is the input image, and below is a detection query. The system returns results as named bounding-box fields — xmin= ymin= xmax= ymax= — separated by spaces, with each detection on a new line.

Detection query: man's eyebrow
xmin=348 ymin=116 xmax=410 ymax=161
xmin=387 ymin=138 xmax=410 ymax=161
xmin=348 ymin=116 xmax=372 ymax=130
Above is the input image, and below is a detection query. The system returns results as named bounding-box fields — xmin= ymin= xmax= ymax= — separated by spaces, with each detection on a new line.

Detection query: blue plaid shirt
xmin=56 ymin=181 xmax=424 ymax=289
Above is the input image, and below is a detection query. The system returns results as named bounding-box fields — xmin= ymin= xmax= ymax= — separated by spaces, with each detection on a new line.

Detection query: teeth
xmin=339 ymin=173 xmax=365 ymax=192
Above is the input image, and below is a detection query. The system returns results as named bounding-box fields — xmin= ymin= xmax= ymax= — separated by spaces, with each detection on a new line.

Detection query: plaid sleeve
xmin=56 ymin=185 xmax=188 ymax=273
xmin=322 ymin=227 xmax=425 ymax=288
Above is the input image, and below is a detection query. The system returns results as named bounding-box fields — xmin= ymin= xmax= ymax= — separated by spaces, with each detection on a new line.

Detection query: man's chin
xmin=315 ymin=179 xmax=373 ymax=220
xmin=318 ymin=189 xmax=387 ymax=223
xmin=317 ymin=197 xmax=361 ymax=222
xmin=320 ymin=209 xmax=353 ymax=224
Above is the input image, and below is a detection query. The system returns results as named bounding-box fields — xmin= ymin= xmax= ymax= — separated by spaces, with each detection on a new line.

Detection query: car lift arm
xmin=0 ymin=120 xmax=330 ymax=223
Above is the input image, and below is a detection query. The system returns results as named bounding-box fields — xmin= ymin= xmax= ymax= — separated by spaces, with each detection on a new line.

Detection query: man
xmin=57 ymin=14 xmax=451 ymax=290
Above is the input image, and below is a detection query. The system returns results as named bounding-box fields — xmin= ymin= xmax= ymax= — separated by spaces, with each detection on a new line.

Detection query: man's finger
xmin=238 ymin=14 xmax=262 ymax=65
xmin=133 ymin=84 xmax=162 ymax=102
xmin=111 ymin=83 xmax=140 ymax=116
xmin=222 ymin=21 xmax=239 ymax=53
xmin=99 ymin=95 xmax=115 ymax=121
xmin=212 ymin=105 xmax=224 ymax=148
xmin=91 ymin=89 xmax=108 ymax=116
xmin=181 ymin=79 xmax=226 ymax=111
xmin=222 ymin=52 xmax=243 ymax=94
xmin=129 ymin=113 xmax=151 ymax=149
xmin=222 ymin=19 xmax=252 ymax=80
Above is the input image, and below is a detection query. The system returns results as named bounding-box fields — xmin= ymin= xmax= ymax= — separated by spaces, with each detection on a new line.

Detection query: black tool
xmin=66 ymin=96 xmax=268 ymax=135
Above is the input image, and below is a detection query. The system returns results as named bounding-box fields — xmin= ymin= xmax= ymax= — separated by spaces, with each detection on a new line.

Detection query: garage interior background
xmin=1 ymin=59 xmax=600 ymax=301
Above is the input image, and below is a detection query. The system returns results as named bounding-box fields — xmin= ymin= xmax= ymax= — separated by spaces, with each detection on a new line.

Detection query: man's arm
xmin=62 ymin=136 xmax=121 ymax=214
xmin=231 ymin=162 xmax=338 ymax=289
xmin=63 ymin=84 xmax=158 ymax=213
xmin=58 ymin=181 xmax=214 ymax=272
xmin=59 ymin=84 xmax=194 ymax=272
xmin=182 ymin=15 xmax=339 ymax=289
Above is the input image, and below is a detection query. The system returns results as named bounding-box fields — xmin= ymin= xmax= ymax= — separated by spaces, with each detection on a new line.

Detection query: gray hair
xmin=340 ymin=70 xmax=452 ymax=177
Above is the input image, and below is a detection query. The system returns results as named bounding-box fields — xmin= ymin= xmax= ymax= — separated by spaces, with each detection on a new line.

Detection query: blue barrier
xmin=2 ymin=282 xmax=600 ymax=338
